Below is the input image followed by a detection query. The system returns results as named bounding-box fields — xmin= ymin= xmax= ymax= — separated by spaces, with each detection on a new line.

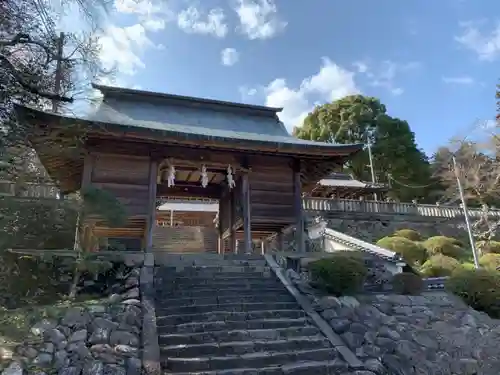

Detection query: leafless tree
xmin=434 ymin=122 xmax=500 ymax=250
xmin=0 ymin=0 xmax=111 ymax=184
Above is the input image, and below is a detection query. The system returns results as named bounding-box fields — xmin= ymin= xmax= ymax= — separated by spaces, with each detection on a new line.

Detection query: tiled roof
xmin=318 ymin=172 xmax=388 ymax=190
xmin=87 ymin=101 xmax=338 ymax=147
xmin=93 ymin=83 xmax=283 ymax=115
xmin=88 ymin=84 xmax=360 ymax=151
xmin=318 ymin=178 xmax=368 ymax=189
xmin=16 ymin=85 xmax=364 ymax=156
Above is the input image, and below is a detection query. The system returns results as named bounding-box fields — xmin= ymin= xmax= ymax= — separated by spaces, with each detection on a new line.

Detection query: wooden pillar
xmin=229 ymin=188 xmax=237 ymax=253
xmin=293 ymin=161 xmax=305 ymax=253
xmin=278 ymin=231 xmax=284 ymax=252
xmin=217 ymin=207 xmax=223 ymax=254
xmin=74 ymin=153 xmax=94 ymax=251
xmin=145 ymin=159 xmax=158 ymax=251
xmin=242 ymin=172 xmax=252 ymax=254
xmin=82 ymin=153 xmax=94 ymax=188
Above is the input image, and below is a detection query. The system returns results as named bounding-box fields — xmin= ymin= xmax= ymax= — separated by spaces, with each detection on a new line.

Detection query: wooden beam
xmin=293 ymin=160 xmax=305 ymax=253
xmin=157 ymin=183 xmax=221 ymax=199
xmin=242 ymin=172 xmax=251 ymax=254
xmin=230 ymin=188 xmax=236 ymax=253
xmin=145 ymin=159 xmax=158 ymax=251
xmin=82 ymin=153 xmax=94 ymax=188
xmin=84 ymin=134 xmax=359 ymax=159
xmin=74 ymin=153 xmax=94 ymax=251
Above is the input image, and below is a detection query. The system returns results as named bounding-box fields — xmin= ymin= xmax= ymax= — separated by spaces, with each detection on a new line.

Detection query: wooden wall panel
xmin=90 ymin=153 xmax=151 ymax=218
xmin=249 ymin=166 xmax=295 ymax=225
xmin=219 ymin=192 xmax=230 ymax=233
xmin=92 ymin=154 xmax=150 ymax=185
xmin=92 ymin=182 xmax=149 ymax=216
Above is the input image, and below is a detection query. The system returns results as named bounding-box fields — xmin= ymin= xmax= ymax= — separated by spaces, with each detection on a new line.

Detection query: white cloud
xmin=481 ymin=119 xmax=497 ymax=129
xmin=442 ymin=76 xmax=476 ymax=85
xmin=143 ymin=18 xmax=166 ymax=31
xmin=259 ymin=58 xmax=359 ymax=131
xmin=98 ymin=24 xmax=154 ymax=76
xmin=239 ymin=86 xmax=257 ymax=98
xmin=115 ymin=0 xmax=159 ymax=15
xmin=356 ymin=60 xmax=420 ymax=96
xmin=221 ymin=48 xmax=239 ymax=66
xmin=114 ymin=0 xmax=171 ymax=31
xmin=177 ymin=6 xmax=228 ymax=38
xmin=455 ymin=21 xmax=500 ymax=61
xmin=244 ymin=57 xmax=417 ymax=131
xmin=234 ymin=0 xmax=287 ymax=40
xmin=353 ymin=61 xmax=368 ymax=73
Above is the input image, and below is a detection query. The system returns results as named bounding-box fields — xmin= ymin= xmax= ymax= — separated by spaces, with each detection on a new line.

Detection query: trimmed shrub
xmin=479 ymin=253 xmax=500 ymax=271
xmin=420 ymin=254 xmax=461 ymax=277
xmin=392 ymin=229 xmax=422 ymax=241
xmin=392 ymin=272 xmax=424 ymax=295
xmin=422 ymin=236 xmax=464 ymax=259
xmin=376 ymin=236 xmax=427 ymax=266
xmin=477 ymin=241 xmax=500 ymax=254
xmin=462 ymin=262 xmax=476 ymax=271
xmin=445 ymin=268 xmax=500 ymax=318
xmin=308 ymin=252 xmax=368 ymax=296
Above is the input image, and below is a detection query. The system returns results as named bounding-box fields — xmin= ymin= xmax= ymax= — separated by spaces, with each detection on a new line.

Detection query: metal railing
xmin=303 ymin=197 xmax=500 ymax=218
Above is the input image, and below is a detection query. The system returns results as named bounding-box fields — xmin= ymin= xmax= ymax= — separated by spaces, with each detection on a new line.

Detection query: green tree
xmin=294 ymin=95 xmax=433 ymax=202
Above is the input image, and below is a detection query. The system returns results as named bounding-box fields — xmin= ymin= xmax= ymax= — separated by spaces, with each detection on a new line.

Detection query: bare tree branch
xmin=0 ymin=54 xmax=73 ymax=103
xmin=433 ymin=121 xmax=500 ymax=248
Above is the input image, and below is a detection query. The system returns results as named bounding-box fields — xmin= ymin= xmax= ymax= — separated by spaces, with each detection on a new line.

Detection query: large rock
xmin=1 ymin=361 xmax=23 ymax=375
xmin=31 ymin=319 xmax=57 ymax=336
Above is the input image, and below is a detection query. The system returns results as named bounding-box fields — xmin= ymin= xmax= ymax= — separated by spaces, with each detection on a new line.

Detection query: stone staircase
xmin=154 ymin=254 xmax=349 ymax=374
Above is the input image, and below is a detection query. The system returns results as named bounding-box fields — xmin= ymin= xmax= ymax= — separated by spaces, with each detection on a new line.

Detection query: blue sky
xmin=71 ymin=0 xmax=500 ymax=156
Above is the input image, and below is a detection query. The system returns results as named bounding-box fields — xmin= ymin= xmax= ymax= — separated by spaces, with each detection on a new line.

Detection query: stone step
xmin=163 ymin=359 xmax=349 ymax=375
xmin=161 ymin=336 xmax=331 ymax=358
xmin=164 ymin=348 xmax=339 ymax=372
xmin=156 ymin=253 xmax=265 ymax=260
xmin=159 ymin=273 xmax=274 ymax=282
xmin=156 ymin=266 xmax=270 ymax=274
xmin=156 ymin=271 xmax=274 ymax=283
xmin=159 ymin=326 xmax=321 ymax=346
xmin=157 ymin=287 xmax=288 ymax=299
xmin=158 ymin=278 xmax=280 ymax=289
xmin=157 ymin=274 xmax=273 ymax=284
xmin=156 ymin=309 xmax=306 ymax=326
xmin=156 ymin=302 xmax=299 ymax=316
xmin=158 ymin=293 xmax=295 ymax=307
xmin=154 ymin=254 xmax=266 ymax=267
xmin=158 ymin=317 xmax=311 ymax=334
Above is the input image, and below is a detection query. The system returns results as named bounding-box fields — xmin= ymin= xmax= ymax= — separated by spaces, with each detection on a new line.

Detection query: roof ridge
xmin=92 ymin=83 xmax=283 ymax=116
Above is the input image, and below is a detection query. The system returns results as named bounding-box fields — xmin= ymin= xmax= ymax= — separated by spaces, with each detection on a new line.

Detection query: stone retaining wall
xmin=286 ymin=268 xmax=500 ymax=375
xmin=1 ymin=256 xmax=160 ymax=375
xmin=321 ymin=214 xmax=467 ymax=243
